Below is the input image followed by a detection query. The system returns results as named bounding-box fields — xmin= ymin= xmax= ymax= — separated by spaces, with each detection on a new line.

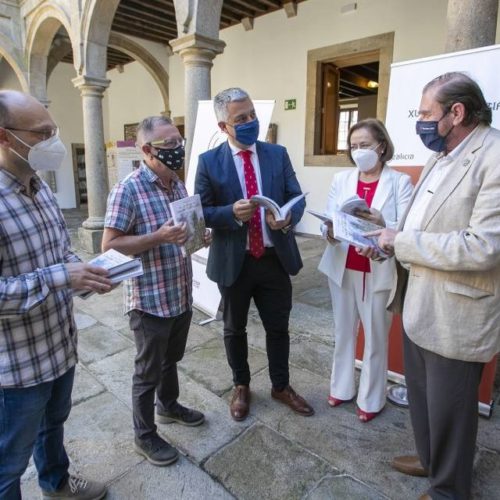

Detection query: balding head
xmin=0 ymin=90 xmax=59 ymax=175
xmin=0 ymin=90 xmax=54 ymax=131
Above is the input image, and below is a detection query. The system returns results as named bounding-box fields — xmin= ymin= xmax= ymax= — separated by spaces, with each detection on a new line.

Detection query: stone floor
xmin=20 ymin=210 xmax=500 ymax=500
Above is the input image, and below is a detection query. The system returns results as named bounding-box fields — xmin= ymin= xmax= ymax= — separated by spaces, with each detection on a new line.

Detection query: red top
xmin=345 ymin=179 xmax=379 ymax=273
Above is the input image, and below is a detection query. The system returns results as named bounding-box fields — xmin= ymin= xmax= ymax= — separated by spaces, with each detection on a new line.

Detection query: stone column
xmin=72 ymin=75 xmax=110 ymax=253
xmin=35 ymin=97 xmax=57 ymax=192
xmin=445 ymin=0 xmax=498 ymax=52
xmin=170 ymin=34 xmax=225 ymax=167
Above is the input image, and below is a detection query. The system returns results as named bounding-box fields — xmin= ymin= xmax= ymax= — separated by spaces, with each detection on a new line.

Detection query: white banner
xmin=386 ymin=44 xmax=500 ymax=167
xmin=186 ymin=100 xmax=276 ymax=318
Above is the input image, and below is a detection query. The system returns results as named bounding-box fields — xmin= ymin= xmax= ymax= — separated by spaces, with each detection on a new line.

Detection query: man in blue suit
xmin=195 ymin=88 xmax=314 ymax=421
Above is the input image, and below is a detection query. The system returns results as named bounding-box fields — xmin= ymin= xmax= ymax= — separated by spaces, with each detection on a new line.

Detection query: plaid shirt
xmin=105 ymin=163 xmax=192 ymax=317
xmin=0 ymin=169 xmax=80 ymax=388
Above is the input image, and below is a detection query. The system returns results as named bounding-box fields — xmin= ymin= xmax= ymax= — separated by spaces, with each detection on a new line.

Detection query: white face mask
xmin=8 ymin=131 xmax=67 ymax=171
xmin=351 ymin=144 xmax=380 ymax=173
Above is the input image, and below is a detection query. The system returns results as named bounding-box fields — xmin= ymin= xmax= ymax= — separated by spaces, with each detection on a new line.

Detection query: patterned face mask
xmin=154 ymin=145 xmax=185 ymax=171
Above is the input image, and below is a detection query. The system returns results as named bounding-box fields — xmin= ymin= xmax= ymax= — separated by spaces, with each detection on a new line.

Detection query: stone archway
xmin=25 ymin=5 xmax=75 ymax=100
xmin=108 ymin=32 xmax=170 ymax=115
xmin=0 ymin=34 xmax=29 ymax=92
xmin=80 ymin=0 xmax=121 ymax=78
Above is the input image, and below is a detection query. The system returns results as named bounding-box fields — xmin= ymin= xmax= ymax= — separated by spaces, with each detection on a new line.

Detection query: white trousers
xmin=328 ymin=270 xmax=392 ymax=412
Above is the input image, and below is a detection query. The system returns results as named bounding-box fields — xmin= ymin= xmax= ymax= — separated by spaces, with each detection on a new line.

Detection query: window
xmin=304 ymin=32 xmax=394 ymax=166
xmin=337 ymin=108 xmax=358 ymax=151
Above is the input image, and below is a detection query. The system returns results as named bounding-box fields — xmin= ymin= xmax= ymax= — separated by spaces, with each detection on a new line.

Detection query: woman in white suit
xmin=318 ymin=119 xmax=413 ymax=422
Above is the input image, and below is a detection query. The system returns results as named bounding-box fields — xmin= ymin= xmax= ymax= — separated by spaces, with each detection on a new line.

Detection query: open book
xmin=77 ymin=249 xmax=144 ymax=299
xmin=332 ymin=211 xmax=388 ymax=257
xmin=250 ymin=192 xmax=307 ymax=222
xmin=339 ymin=195 xmax=370 ymax=216
xmin=169 ymin=194 xmax=206 ymax=256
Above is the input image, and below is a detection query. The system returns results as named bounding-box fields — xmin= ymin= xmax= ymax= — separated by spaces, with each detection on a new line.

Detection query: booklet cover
xmin=332 ymin=210 xmax=388 ymax=257
xmin=251 ymin=192 xmax=308 ymax=222
xmin=77 ymin=249 xmax=144 ymax=299
xmin=169 ymin=194 xmax=206 ymax=256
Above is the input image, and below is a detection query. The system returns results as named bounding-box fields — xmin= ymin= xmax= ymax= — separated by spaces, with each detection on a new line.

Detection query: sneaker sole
xmin=133 ymin=443 xmax=179 ymax=466
xmin=41 ymin=490 xmax=106 ymax=500
xmin=156 ymin=414 xmax=205 ymax=427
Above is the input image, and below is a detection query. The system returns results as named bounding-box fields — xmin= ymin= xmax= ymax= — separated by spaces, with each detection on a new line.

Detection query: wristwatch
xmin=281 ymin=224 xmax=292 ymax=234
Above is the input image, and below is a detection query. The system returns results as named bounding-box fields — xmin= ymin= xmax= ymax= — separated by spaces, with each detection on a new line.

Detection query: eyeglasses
xmin=5 ymin=127 xmax=59 ymax=141
xmin=148 ymin=138 xmax=185 ymax=150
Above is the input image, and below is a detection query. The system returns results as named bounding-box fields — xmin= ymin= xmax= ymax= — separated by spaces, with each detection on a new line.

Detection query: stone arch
xmin=80 ymin=0 xmax=121 ymax=78
xmin=0 ymin=34 xmax=29 ymax=91
xmin=108 ymin=33 xmax=170 ymax=115
xmin=25 ymin=4 xmax=75 ymax=98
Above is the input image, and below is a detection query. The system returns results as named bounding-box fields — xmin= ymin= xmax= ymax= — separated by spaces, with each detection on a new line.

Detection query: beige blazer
xmin=388 ymin=125 xmax=500 ymax=362
xmin=318 ymin=165 xmax=413 ymax=292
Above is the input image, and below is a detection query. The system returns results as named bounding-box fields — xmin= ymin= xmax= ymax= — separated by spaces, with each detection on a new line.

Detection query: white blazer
xmin=318 ymin=166 xmax=413 ymax=292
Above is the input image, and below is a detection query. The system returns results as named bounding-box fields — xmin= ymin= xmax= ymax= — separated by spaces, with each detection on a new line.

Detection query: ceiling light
xmin=367 ymin=80 xmax=379 ymax=89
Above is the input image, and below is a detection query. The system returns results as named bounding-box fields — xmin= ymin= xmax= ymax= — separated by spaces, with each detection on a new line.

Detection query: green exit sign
xmin=284 ymin=99 xmax=296 ymax=110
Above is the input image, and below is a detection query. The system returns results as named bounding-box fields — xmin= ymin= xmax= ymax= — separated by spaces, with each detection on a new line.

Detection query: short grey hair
xmin=213 ymin=88 xmax=251 ymax=122
xmin=136 ymin=115 xmax=173 ymax=145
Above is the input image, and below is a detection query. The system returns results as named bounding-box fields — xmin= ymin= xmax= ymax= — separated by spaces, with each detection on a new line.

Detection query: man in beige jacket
xmin=368 ymin=72 xmax=500 ymax=500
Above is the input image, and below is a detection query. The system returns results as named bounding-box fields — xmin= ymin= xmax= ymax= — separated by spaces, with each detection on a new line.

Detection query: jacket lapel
xmin=256 ymin=142 xmax=272 ymax=197
xmin=371 ymin=165 xmax=392 ymax=210
xmin=421 ymin=125 xmax=489 ymax=229
xmin=397 ymin=156 xmax=438 ymax=230
xmin=222 ymin=141 xmax=244 ymax=200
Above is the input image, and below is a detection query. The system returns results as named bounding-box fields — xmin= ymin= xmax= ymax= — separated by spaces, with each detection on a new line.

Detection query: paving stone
xmin=87 ymin=347 xmax=136 ymax=408
xmin=157 ymin=372 xmax=253 ymax=464
xmin=185 ymin=320 xmax=220 ymax=353
xmin=73 ymin=364 xmax=106 ymax=406
xmin=249 ymin=367 xmax=425 ymax=500
xmin=472 ymin=448 xmax=500 ymax=499
xmin=74 ymin=311 xmax=97 ymax=330
xmin=477 ymin=405 xmax=500 ymax=453
xmin=75 ymin=287 xmax=129 ymax=331
xmin=106 ymin=457 xmax=234 ymax=500
xmin=64 ymin=392 xmax=141 ymax=484
xmin=179 ymin=337 xmax=268 ymax=396
xmin=77 ymin=324 xmax=132 ymax=365
xmin=306 ymin=474 xmax=387 ymax=500
xmin=205 ymin=423 xmax=335 ymax=500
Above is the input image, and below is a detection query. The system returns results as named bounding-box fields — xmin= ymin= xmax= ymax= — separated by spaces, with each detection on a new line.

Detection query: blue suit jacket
xmin=195 ymin=141 xmax=305 ymax=287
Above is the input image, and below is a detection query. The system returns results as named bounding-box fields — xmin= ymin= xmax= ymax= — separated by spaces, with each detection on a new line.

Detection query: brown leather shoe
xmin=230 ymin=385 xmax=250 ymax=421
xmin=418 ymin=494 xmax=432 ymax=500
xmin=271 ymin=385 xmax=314 ymax=416
xmin=391 ymin=455 xmax=428 ymax=477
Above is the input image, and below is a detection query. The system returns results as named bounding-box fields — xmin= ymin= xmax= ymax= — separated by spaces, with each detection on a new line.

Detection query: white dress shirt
xmin=228 ymin=141 xmax=273 ymax=248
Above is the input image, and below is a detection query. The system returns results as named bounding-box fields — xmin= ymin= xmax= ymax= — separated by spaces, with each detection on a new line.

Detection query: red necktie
xmin=239 ymin=150 xmax=265 ymax=258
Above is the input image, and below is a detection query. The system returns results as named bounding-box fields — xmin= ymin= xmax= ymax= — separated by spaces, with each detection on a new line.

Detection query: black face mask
xmin=154 ymin=145 xmax=185 ymax=171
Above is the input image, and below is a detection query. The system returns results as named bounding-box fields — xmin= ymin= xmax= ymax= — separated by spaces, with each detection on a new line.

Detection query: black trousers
xmin=129 ymin=309 xmax=192 ymax=439
xmin=219 ymin=250 xmax=292 ymax=391
xmin=403 ymin=332 xmax=484 ymax=500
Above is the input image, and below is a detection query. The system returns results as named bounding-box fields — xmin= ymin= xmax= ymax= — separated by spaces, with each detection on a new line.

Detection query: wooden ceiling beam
xmin=116 ymin=4 xmax=177 ymax=29
xmin=223 ymin=0 xmax=260 ymax=16
xmin=112 ymin=17 xmax=175 ymax=39
xmin=253 ymin=0 xmax=281 ymax=9
xmin=111 ymin=25 xmax=171 ymax=44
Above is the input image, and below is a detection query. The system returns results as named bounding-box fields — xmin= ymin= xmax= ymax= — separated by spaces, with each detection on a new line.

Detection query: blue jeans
xmin=0 ymin=366 xmax=74 ymax=500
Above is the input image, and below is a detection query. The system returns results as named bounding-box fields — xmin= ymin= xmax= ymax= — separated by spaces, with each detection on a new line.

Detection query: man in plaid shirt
xmin=103 ymin=116 xmax=209 ymax=467
xmin=0 ymin=91 xmax=112 ymax=499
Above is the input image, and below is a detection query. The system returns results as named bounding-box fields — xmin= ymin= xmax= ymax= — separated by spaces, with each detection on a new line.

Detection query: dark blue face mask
xmin=154 ymin=145 xmax=185 ymax=171
xmin=416 ymin=109 xmax=452 ymax=153
xmin=233 ymin=119 xmax=260 ymax=146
